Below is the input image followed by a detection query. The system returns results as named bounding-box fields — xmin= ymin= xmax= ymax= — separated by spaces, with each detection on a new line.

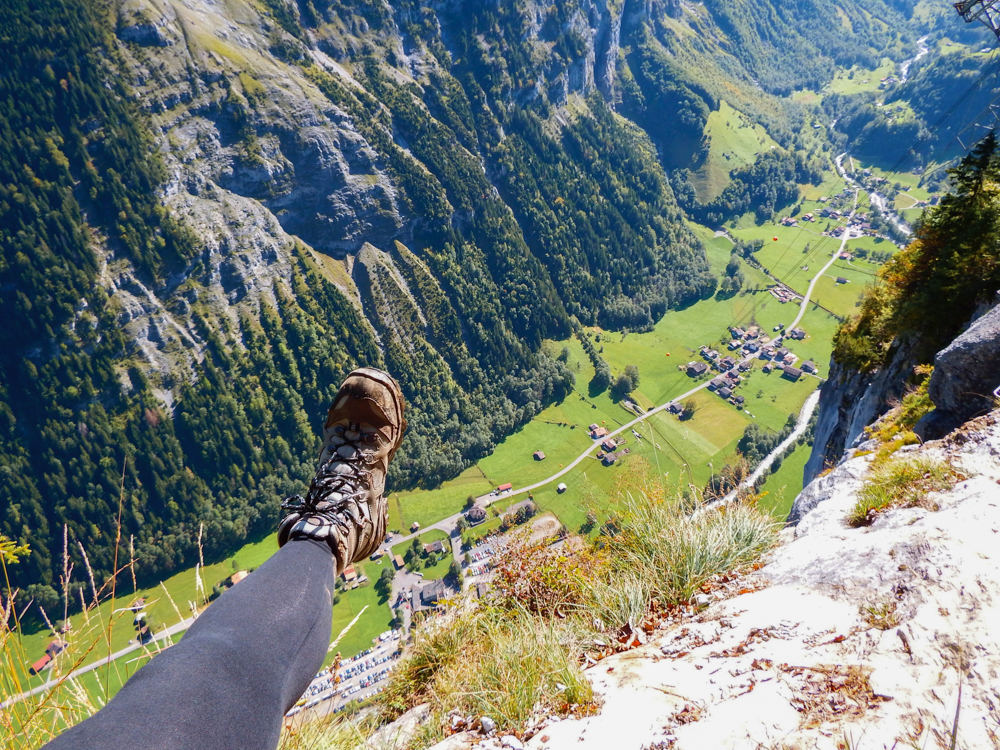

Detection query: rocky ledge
xmin=393 ymin=410 xmax=1000 ymax=750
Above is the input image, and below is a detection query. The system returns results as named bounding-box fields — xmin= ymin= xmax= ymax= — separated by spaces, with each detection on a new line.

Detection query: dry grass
xmin=378 ymin=604 xmax=594 ymax=745
xmin=1 ymin=479 xmax=212 ymax=749
xmin=860 ymin=596 xmax=901 ymax=630
xmin=371 ymin=469 xmax=778 ymax=743
xmin=848 ymin=454 xmax=958 ymax=526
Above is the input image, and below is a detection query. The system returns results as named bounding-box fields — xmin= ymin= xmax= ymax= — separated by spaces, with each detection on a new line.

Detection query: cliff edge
xmin=393 ymin=411 xmax=1000 ymax=750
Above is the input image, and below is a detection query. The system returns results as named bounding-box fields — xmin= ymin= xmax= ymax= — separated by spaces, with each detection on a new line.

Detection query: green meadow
xmin=758 ymin=441 xmax=812 ymax=520
xmin=690 ymin=100 xmax=779 ymax=202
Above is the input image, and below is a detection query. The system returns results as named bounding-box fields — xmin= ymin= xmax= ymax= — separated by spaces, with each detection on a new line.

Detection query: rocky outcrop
xmin=917 ymin=302 xmax=1000 ymax=439
xmin=803 ymin=340 xmax=917 ymax=484
xmin=103 ymin=0 xmax=626 ymax=404
xmin=412 ymin=411 xmax=1000 ymax=750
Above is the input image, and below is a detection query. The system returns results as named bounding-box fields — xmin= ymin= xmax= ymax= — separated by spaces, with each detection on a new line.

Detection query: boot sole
xmin=328 ymin=367 xmax=407 ymax=459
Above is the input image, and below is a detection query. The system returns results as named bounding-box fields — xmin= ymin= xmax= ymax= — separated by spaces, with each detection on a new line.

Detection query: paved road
xmin=788 ymin=196 xmax=858 ymax=333
xmin=382 ymin=211 xmax=862 ymax=547
xmin=1 ymin=615 xmax=195 ymax=710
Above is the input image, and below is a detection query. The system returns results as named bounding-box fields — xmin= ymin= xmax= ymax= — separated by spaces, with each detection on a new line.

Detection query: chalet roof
xmin=420 ymin=580 xmax=449 ymax=606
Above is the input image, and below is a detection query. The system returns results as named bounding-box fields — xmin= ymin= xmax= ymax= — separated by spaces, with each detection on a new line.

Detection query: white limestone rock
xmin=529 ymin=411 xmax=1000 ymax=750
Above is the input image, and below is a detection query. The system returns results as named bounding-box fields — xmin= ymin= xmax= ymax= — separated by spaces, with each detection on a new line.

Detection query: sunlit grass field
xmin=690 ymin=100 xmax=779 ymax=203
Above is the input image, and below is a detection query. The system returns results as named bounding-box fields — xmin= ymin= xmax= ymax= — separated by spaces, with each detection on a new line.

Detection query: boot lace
xmin=281 ymin=423 xmax=382 ymax=519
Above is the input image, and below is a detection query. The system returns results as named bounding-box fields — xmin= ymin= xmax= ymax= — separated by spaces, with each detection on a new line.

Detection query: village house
xmin=782 ymin=366 xmax=803 ymax=381
xmin=763 ymin=363 xmax=773 ymax=373
xmin=394 ymin=555 xmax=405 ymax=570
xmin=718 ymin=387 xmax=733 ymax=399
xmin=424 ymin=540 xmax=445 ymax=555
xmin=788 ymin=327 xmax=806 ymax=340
xmin=687 ymin=361 xmax=709 ymax=376
xmin=668 ymin=402 xmax=682 ymax=414
xmin=801 ymin=361 xmax=818 ymax=374
xmin=590 ymin=426 xmax=608 ymax=439
xmin=466 ymin=506 xmax=487 ymax=525
xmin=733 ymin=395 xmax=746 ymax=406
xmin=709 ymin=377 xmax=726 ymax=391
xmin=415 ymin=580 xmax=451 ymax=611
xmin=601 ymin=439 xmax=617 ymax=453
xmin=720 ymin=356 xmax=737 ymax=370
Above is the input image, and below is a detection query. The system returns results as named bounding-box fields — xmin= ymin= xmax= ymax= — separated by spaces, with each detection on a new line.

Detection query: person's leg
xmin=42 ymin=539 xmax=335 ymax=750
xmin=41 ymin=367 xmax=406 ymax=750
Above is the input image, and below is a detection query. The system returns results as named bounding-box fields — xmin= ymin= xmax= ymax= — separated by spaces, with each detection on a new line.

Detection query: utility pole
xmin=954 ymin=0 xmax=1000 ymax=40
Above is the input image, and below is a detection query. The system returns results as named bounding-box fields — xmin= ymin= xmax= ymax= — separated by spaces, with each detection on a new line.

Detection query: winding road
xmin=387 ymin=209 xmax=860 ymax=549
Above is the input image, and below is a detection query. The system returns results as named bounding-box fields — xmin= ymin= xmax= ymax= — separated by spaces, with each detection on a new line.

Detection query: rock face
xmin=104 ymin=0 xmax=629 ymax=396
xmin=918 ymin=302 xmax=1000 ymax=439
xmin=449 ymin=411 xmax=1000 ymax=750
xmin=803 ymin=340 xmax=916 ymax=484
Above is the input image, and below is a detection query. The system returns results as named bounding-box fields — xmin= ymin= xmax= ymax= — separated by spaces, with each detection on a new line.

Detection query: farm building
xmin=533 ymin=450 xmax=546 ymax=461
xmin=557 ymin=483 xmax=567 ymax=493
xmin=783 ymin=366 xmax=803 ymax=381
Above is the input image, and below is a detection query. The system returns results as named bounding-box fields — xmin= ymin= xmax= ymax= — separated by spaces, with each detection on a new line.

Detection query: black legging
xmin=43 ymin=539 xmax=335 ymax=750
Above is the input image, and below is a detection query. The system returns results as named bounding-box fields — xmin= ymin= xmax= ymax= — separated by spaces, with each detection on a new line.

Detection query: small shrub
xmin=848 ymin=455 xmax=957 ymax=526
xmin=860 ymin=597 xmax=901 ymax=630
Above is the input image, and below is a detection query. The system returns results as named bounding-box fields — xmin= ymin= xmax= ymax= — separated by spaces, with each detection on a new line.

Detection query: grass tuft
xmin=860 ymin=597 xmax=901 ymax=630
xmin=848 ymin=455 xmax=958 ymax=527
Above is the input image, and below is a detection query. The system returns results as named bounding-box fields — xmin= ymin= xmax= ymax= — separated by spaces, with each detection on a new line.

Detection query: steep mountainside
xmin=0 ymin=0 xmax=911 ymax=608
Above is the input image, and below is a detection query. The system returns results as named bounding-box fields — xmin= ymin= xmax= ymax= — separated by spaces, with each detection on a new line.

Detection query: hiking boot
xmin=278 ymin=368 xmax=406 ymax=574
